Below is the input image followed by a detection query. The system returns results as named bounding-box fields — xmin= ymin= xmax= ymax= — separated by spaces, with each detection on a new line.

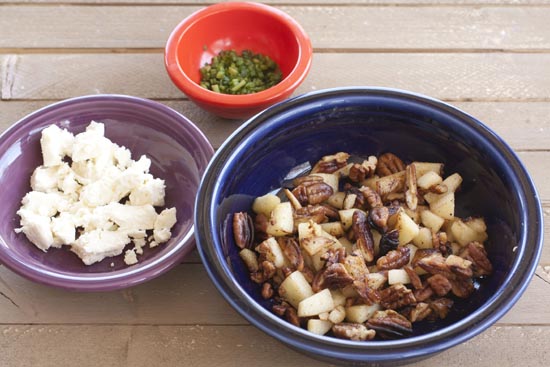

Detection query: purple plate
xmin=0 ymin=95 xmax=213 ymax=291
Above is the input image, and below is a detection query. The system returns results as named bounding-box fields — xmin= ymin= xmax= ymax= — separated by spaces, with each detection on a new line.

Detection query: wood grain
xmin=0 ymin=262 xmax=547 ymax=325
xmin=0 ymin=324 xmax=549 ymax=367
xmin=2 ymin=6 xmax=550 ymax=50
xmin=2 ymin=53 xmax=550 ymax=101
xmin=1 ymin=0 xmax=550 ymax=5
xmin=2 ymin=100 xmax=549 ymax=151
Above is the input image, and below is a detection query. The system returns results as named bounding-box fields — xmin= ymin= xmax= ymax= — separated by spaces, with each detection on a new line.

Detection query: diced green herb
xmin=199 ymin=50 xmax=283 ymax=95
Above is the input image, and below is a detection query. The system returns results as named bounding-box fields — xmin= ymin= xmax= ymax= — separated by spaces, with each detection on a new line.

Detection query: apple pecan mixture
xmin=232 ymin=152 xmax=492 ymax=340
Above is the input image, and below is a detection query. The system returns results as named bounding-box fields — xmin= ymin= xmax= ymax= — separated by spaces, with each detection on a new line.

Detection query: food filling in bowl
xmin=231 ymin=152 xmax=493 ymax=341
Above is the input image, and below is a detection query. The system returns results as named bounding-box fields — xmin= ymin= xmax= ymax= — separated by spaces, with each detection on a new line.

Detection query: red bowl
xmin=164 ymin=2 xmax=313 ymax=119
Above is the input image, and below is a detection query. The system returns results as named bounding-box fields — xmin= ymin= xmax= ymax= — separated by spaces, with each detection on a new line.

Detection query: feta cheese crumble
xmin=15 ymin=121 xmax=178 ymax=266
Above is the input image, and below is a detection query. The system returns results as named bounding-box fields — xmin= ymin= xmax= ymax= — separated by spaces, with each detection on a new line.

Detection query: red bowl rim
xmin=164 ymin=1 xmax=313 ymax=108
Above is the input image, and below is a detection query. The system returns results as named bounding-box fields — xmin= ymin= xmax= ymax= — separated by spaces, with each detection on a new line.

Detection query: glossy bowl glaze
xmin=195 ymin=87 xmax=543 ymax=365
xmin=0 ymin=95 xmax=213 ymax=291
xmin=164 ymin=1 xmax=312 ymax=119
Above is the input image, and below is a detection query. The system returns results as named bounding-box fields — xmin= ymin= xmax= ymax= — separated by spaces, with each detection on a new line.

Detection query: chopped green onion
xmin=199 ymin=50 xmax=283 ymax=95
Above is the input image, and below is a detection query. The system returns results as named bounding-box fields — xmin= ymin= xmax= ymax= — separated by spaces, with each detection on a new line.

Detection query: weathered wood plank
xmin=2 ymin=100 xmax=549 ymax=151
xmin=0 ymin=261 xmax=547 ymax=325
xmin=0 ymin=324 xmax=548 ymax=367
xmin=3 ymin=53 xmax=550 ymax=101
xmin=2 ymin=6 xmax=550 ymax=50
xmin=1 ymin=0 xmax=550 ymax=6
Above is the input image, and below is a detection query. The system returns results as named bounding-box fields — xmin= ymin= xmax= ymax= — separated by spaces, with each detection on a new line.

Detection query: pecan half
xmin=414 ymin=250 xmax=451 ymax=277
xmin=376 ymin=153 xmax=406 ymax=176
xmin=322 ymin=263 xmax=355 ymax=289
xmin=376 ymin=247 xmax=411 ymax=271
xmin=311 ymin=152 xmax=350 ymax=174
xmin=405 ymin=164 xmax=418 ymax=210
xmin=349 ymin=163 xmax=369 ymax=183
xmin=352 ymin=210 xmax=375 ymax=263
xmin=445 ymin=254 xmax=473 ymax=279
xmin=413 ymin=283 xmax=434 ymax=302
xmin=278 ymin=237 xmax=304 ymax=271
xmin=401 ymin=302 xmax=432 ymax=323
xmin=332 ymin=323 xmax=376 ymax=341
xmin=366 ymin=310 xmax=412 ymax=339
xmin=292 ymin=181 xmax=334 ymax=206
xmin=285 ymin=307 xmax=301 ymax=327
xmin=404 ymin=265 xmax=423 ymax=290
xmin=292 ymin=175 xmax=323 ymax=187
xmin=379 ymin=284 xmax=417 ymax=310
xmin=233 ymin=212 xmax=254 ymax=249
xmin=353 ymin=279 xmax=381 ymax=305
xmin=368 ymin=206 xmax=389 ymax=233
xmin=450 ymin=278 xmax=475 ymax=298
xmin=426 ymin=274 xmax=452 ymax=296
xmin=261 ymin=282 xmax=274 ymax=299
xmin=429 ymin=298 xmax=454 ymax=319
xmin=359 ymin=185 xmax=383 ymax=209
xmin=462 ymin=242 xmax=493 ymax=276
xmin=261 ymin=260 xmax=277 ymax=280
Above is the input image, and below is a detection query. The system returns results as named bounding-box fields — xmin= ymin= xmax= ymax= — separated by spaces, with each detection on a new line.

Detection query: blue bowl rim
xmin=195 ymin=86 xmax=544 ymax=362
xmin=0 ymin=94 xmax=214 ymax=291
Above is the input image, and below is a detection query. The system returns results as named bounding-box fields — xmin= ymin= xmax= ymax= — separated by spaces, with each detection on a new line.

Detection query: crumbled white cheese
xmin=15 ymin=121 xmax=178 ymax=266
xmin=153 ymin=208 xmax=177 ymax=244
xmin=124 ymin=249 xmax=138 ymax=265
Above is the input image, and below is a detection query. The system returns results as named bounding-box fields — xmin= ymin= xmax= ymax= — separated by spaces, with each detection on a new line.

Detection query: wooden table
xmin=1 ymin=0 xmax=549 ymax=366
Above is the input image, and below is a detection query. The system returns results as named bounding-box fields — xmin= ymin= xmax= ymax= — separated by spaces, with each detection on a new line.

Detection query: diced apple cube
xmin=307 ymin=319 xmax=333 ymax=335
xmin=255 ymin=237 xmax=286 ymax=268
xmin=330 ymin=289 xmax=347 ymax=307
xmin=395 ymin=211 xmax=420 ymax=246
xmin=252 ymin=193 xmax=281 ymax=217
xmin=327 ymin=191 xmax=346 ymax=209
xmin=298 ymin=289 xmax=335 ymax=317
xmin=279 ymin=271 xmax=314 ymax=309
xmin=412 ymin=227 xmax=433 ymax=249
xmin=388 ymin=268 xmax=411 ymax=285
xmin=417 ymin=171 xmax=443 ymax=189
xmin=450 ymin=219 xmax=488 ymax=246
xmin=339 ymin=208 xmax=364 ymax=230
xmin=345 ymin=303 xmax=381 ymax=323
xmin=266 ymin=202 xmax=294 ymax=237
xmin=429 ymin=192 xmax=455 ymax=220
xmin=320 ymin=222 xmax=345 ymax=238
xmin=412 ymin=162 xmax=444 ymax=177
xmin=420 ymin=209 xmax=445 ymax=232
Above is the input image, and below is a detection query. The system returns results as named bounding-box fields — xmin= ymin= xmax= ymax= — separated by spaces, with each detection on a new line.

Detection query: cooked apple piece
xmin=403 ymin=206 xmax=421 ymax=224
xmin=327 ymin=191 xmax=346 ymax=209
xmin=341 ymin=284 xmax=359 ymax=298
xmin=388 ymin=268 xmax=411 ymax=285
xmin=429 ymin=192 xmax=455 ymax=220
xmin=345 ymin=303 xmax=381 ymax=323
xmin=375 ymin=171 xmax=406 ymax=197
xmin=412 ymin=227 xmax=433 ymax=249
xmin=371 ymin=229 xmax=382 ymax=256
xmin=266 ymin=202 xmax=294 ymax=237
xmin=330 ymin=289 xmax=347 ymax=307
xmin=425 ymin=173 xmax=462 ymax=204
xmin=252 ymin=193 xmax=281 ymax=217
xmin=255 ymin=237 xmax=286 ymax=268
xmin=307 ymin=319 xmax=333 ymax=335
xmin=339 ymin=208 xmax=364 ymax=230
xmin=366 ymin=272 xmax=388 ymax=289
xmin=420 ymin=209 xmax=445 ymax=232
xmin=239 ymin=248 xmax=259 ymax=272
xmin=310 ymin=249 xmax=327 ymax=271
xmin=417 ymin=171 xmax=443 ymax=189
xmin=464 ymin=217 xmax=488 ymax=234
xmin=405 ymin=243 xmax=418 ymax=265
xmin=450 ymin=219 xmax=488 ymax=246
xmin=279 ymin=270 xmax=314 ymax=309
xmin=302 ymin=236 xmax=335 ymax=257
xmin=311 ymin=173 xmax=339 ymax=193
xmin=412 ymin=162 xmax=444 ymax=177
xmin=395 ymin=211 xmax=420 ymax=246
xmin=338 ymin=236 xmax=354 ymax=254
xmin=298 ymin=288 xmax=335 ymax=317
xmin=343 ymin=193 xmax=358 ymax=210
xmin=328 ymin=305 xmax=346 ymax=324
xmin=320 ymin=221 xmax=345 ymax=238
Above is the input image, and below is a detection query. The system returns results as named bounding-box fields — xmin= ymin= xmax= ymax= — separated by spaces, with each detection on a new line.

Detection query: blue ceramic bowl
xmin=195 ymin=87 xmax=543 ymax=365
